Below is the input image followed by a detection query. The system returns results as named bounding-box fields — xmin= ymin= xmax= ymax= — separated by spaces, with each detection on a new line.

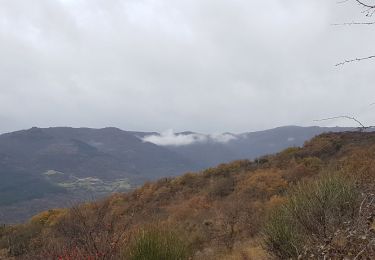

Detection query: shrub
xmin=126 ymin=226 xmax=190 ymax=260
xmin=30 ymin=209 xmax=66 ymax=226
xmin=240 ymin=169 xmax=288 ymax=200
xmin=300 ymin=157 xmax=323 ymax=171
xmin=214 ymin=197 xmax=259 ymax=251
xmin=263 ymin=172 xmax=359 ymax=258
xmin=40 ymin=201 xmax=127 ymax=259
xmin=208 ymin=177 xmax=235 ymax=198
xmin=5 ymin=223 xmax=43 ymax=256
xmin=287 ymin=173 xmax=358 ymax=237
xmin=263 ymin=206 xmax=303 ymax=259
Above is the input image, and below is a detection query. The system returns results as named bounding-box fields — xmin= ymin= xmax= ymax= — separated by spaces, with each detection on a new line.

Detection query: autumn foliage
xmin=2 ymin=131 xmax=375 ymax=259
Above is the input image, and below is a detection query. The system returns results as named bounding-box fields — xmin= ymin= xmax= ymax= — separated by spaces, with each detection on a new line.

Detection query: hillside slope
xmin=0 ymin=127 xmax=195 ymax=223
xmin=0 ymin=126 xmax=349 ymax=223
xmin=2 ymin=131 xmax=375 ymax=259
xmin=165 ymin=126 xmax=352 ymax=167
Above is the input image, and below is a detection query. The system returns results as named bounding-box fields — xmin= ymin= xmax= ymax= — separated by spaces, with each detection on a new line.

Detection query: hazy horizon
xmin=0 ymin=124 xmax=354 ymax=136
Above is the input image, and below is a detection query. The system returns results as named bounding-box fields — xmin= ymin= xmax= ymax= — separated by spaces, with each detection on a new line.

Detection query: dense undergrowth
xmin=264 ymin=173 xmax=359 ymax=258
xmin=1 ymin=131 xmax=375 ymax=259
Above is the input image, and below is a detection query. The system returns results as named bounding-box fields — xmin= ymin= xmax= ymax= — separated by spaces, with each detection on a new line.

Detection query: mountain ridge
xmin=2 ymin=130 xmax=375 ymax=259
xmin=0 ymin=125 xmax=354 ymax=223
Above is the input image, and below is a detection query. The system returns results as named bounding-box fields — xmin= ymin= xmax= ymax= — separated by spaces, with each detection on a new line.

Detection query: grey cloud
xmin=0 ymin=0 xmax=374 ymax=134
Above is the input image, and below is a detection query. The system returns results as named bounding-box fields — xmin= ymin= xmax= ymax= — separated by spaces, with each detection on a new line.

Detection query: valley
xmin=0 ymin=126 xmax=351 ymax=223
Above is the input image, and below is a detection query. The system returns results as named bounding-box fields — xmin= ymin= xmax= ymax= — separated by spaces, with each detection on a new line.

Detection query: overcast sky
xmin=0 ymin=0 xmax=374 ymax=134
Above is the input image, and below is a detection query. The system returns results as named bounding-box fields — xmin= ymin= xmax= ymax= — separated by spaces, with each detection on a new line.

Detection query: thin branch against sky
xmin=335 ymin=55 xmax=375 ymax=66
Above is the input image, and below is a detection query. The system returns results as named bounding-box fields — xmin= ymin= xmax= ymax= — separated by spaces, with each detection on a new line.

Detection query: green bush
xmin=126 ymin=227 xmax=190 ymax=260
xmin=263 ymin=173 xmax=359 ymax=258
xmin=288 ymin=173 xmax=358 ymax=236
xmin=263 ymin=206 xmax=303 ymax=259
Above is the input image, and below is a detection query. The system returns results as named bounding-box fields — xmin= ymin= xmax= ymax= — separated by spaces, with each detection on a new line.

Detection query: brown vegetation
xmin=2 ymin=131 xmax=375 ymax=259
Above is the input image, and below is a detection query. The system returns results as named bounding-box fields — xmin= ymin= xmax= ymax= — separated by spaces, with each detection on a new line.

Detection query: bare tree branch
xmin=314 ymin=116 xmax=375 ymax=131
xmin=337 ymin=0 xmax=351 ymax=4
xmin=331 ymin=21 xmax=375 ymax=25
xmin=355 ymin=0 xmax=375 ymax=9
xmin=314 ymin=115 xmax=364 ymax=128
xmin=335 ymin=55 xmax=375 ymax=66
xmin=333 ymin=1 xmax=375 ymax=65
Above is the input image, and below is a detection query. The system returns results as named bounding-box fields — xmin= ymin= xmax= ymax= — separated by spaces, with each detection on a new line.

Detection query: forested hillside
xmin=0 ymin=126 xmax=348 ymax=223
xmin=1 ymin=131 xmax=375 ymax=259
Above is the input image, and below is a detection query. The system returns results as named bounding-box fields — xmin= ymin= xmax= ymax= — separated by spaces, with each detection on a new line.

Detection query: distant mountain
xmin=156 ymin=126 xmax=354 ymax=168
xmin=0 ymin=127 xmax=195 ymax=182
xmin=0 ymin=125 xmax=352 ymax=223
xmin=5 ymin=131 xmax=375 ymax=259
